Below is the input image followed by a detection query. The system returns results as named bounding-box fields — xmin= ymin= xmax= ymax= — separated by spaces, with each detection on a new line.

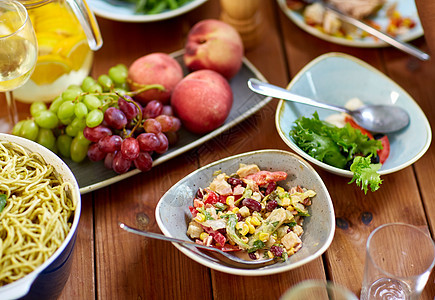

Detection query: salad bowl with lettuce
xmin=275 ymin=53 xmax=431 ymax=193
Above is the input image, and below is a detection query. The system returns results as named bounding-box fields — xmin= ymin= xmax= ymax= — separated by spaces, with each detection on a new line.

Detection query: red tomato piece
xmin=189 ymin=206 xmax=198 ymax=217
xmin=344 ymin=116 xmax=374 ymax=139
xmin=202 ymin=226 xmax=226 ymax=246
xmin=219 ymin=195 xmax=227 ymax=204
xmin=204 ymin=191 xmax=219 ymax=205
xmin=244 ymin=171 xmax=287 ymax=186
xmin=345 ymin=116 xmax=390 ymax=164
xmin=377 ymin=135 xmax=390 ymax=164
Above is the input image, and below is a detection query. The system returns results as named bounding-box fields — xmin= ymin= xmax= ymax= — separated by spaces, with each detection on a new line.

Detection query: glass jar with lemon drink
xmin=13 ymin=0 xmax=102 ymax=103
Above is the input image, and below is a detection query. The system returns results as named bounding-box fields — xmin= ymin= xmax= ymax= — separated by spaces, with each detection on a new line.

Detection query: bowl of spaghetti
xmin=0 ymin=133 xmax=81 ymax=300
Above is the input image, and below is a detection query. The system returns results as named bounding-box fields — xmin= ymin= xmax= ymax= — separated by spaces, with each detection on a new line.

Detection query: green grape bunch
xmin=12 ymin=64 xmax=182 ymax=175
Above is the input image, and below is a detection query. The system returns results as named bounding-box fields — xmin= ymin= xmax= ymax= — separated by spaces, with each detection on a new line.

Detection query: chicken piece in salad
xmin=186 ymin=164 xmax=316 ymax=262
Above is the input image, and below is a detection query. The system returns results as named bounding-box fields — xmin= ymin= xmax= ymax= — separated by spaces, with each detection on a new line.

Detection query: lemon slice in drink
xmin=54 ymin=36 xmax=89 ymax=70
xmin=36 ymin=32 xmax=60 ymax=55
xmin=31 ymin=55 xmax=72 ymax=85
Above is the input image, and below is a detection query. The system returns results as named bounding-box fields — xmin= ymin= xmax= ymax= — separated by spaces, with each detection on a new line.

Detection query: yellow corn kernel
xmin=387 ymin=24 xmax=397 ymax=34
xmin=226 ymin=195 xmax=235 ymax=206
xmin=194 ymin=213 xmax=206 ymax=223
xmin=242 ymin=236 xmax=249 ymax=243
xmin=333 ymin=31 xmax=344 ymax=38
xmin=236 ymin=222 xmax=249 ymax=236
xmin=392 ymin=10 xmax=401 ymax=19
xmin=259 ymin=232 xmax=270 ymax=242
xmin=232 ymin=207 xmax=239 ymax=214
xmin=403 ymin=18 xmax=412 ymax=28
xmin=245 ymin=216 xmax=252 ymax=224
xmin=267 ymin=250 xmax=274 ymax=259
xmin=199 ymin=232 xmax=209 ymax=241
xmin=250 ymin=216 xmax=261 ymax=226
xmin=248 ymin=224 xmax=256 ymax=234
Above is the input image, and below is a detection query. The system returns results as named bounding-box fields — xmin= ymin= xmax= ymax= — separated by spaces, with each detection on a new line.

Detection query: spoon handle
xmin=323 ymin=3 xmax=429 ymax=61
xmin=119 ymin=222 xmax=222 ymax=253
xmin=248 ymin=78 xmax=348 ymax=113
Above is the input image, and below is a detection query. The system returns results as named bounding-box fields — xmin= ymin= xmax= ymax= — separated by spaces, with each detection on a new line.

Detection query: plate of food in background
xmin=277 ymin=0 xmax=423 ymax=47
xmin=87 ymin=0 xmax=207 ymax=23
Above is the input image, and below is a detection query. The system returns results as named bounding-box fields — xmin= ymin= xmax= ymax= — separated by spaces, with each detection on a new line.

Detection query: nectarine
xmin=184 ymin=19 xmax=244 ymax=80
xmin=171 ymin=70 xmax=233 ymax=134
xmin=128 ymin=53 xmax=183 ymax=105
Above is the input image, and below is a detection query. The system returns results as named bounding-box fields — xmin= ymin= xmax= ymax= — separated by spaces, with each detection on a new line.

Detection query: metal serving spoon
xmin=248 ymin=78 xmax=410 ymax=133
xmin=119 ymin=222 xmax=274 ymax=266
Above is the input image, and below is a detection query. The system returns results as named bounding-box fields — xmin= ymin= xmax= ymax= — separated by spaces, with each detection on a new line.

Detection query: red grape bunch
xmin=84 ymin=97 xmax=181 ymax=174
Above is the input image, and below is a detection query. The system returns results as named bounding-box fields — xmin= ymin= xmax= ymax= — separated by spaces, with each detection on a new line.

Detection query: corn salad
xmin=186 ymin=164 xmax=316 ymax=262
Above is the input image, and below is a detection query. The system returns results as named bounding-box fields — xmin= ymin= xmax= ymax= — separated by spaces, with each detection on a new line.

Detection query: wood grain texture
xmin=59 ymin=193 xmax=95 ymax=299
xmin=6 ymin=0 xmax=434 ymax=299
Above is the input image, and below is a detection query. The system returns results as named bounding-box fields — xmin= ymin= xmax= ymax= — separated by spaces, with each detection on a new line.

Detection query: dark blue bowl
xmin=0 ymin=134 xmax=82 ymax=300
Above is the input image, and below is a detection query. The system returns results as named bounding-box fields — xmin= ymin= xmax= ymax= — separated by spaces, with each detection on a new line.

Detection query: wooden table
xmin=8 ymin=0 xmax=435 ymax=299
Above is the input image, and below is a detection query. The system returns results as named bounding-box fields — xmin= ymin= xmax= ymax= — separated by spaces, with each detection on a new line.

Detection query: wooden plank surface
xmin=5 ymin=0 xmax=422 ymax=299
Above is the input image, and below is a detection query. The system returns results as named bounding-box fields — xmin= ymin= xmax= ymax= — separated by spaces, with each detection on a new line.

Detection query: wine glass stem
xmin=5 ymin=91 xmax=18 ymax=126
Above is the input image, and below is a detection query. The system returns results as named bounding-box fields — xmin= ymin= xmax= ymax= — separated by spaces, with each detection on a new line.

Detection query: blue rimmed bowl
xmin=276 ymin=52 xmax=431 ymax=177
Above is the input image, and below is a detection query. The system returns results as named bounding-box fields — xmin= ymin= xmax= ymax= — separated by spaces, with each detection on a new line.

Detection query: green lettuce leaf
xmin=349 ymin=156 xmax=382 ymax=194
xmin=291 ymin=112 xmax=382 ymax=169
xmin=290 ymin=112 xmax=383 ymax=192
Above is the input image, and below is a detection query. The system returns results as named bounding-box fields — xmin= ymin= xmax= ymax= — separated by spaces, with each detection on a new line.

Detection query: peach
xmin=128 ymin=52 xmax=183 ymax=105
xmin=171 ymin=70 xmax=233 ymax=134
xmin=183 ymin=19 xmax=244 ymax=80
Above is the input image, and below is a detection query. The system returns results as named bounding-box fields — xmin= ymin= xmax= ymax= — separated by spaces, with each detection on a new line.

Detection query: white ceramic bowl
xmin=0 ymin=133 xmax=81 ymax=300
xmin=276 ymin=52 xmax=431 ymax=177
xmin=88 ymin=0 xmax=207 ymax=23
xmin=155 ymin=149 xmax=335 ymax=276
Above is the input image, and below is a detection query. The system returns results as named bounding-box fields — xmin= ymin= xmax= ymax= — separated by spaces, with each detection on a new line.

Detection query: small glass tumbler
xmin=280 ymin=280 xmax=358 ymax=300
xmin=361 ymin=223 xmax=435 ymax=300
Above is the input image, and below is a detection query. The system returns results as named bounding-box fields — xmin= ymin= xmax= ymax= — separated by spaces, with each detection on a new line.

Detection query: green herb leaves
xmin=0 ymin=194 xmax=7 ymax=213
xmin=248 ymin=240 xmax=265 ymax=253
xmin=122 ymin=0 xmax=192 ymax=14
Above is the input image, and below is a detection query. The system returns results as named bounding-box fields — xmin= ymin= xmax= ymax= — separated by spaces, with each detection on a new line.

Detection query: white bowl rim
xmin=275 ymin=52 xmax=432 ymax=177
xmin=89 ymin=0 xmax=207 ymax=23
xmin=155 ymin=149 xmax=335 ymax=276
xmin=0 ymin=133 xmax=81 ymax=299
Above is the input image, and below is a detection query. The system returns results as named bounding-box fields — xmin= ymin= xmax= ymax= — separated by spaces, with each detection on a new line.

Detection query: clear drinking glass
xmin=361 ymin=223 xmax=435 ymax=300
xmin=280 ymin=280 xmax=358 ymax=300
xmin=0 ymin=0 xmax=37 ymax=132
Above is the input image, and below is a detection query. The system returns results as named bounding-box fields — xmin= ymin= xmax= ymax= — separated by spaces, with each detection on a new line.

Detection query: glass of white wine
xmin=0 ymin=0 xmax=37 ymax=133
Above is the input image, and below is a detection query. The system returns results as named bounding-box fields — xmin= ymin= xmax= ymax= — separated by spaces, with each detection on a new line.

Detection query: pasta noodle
xmin=0 ymin=140 xmax=77 ymax=286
